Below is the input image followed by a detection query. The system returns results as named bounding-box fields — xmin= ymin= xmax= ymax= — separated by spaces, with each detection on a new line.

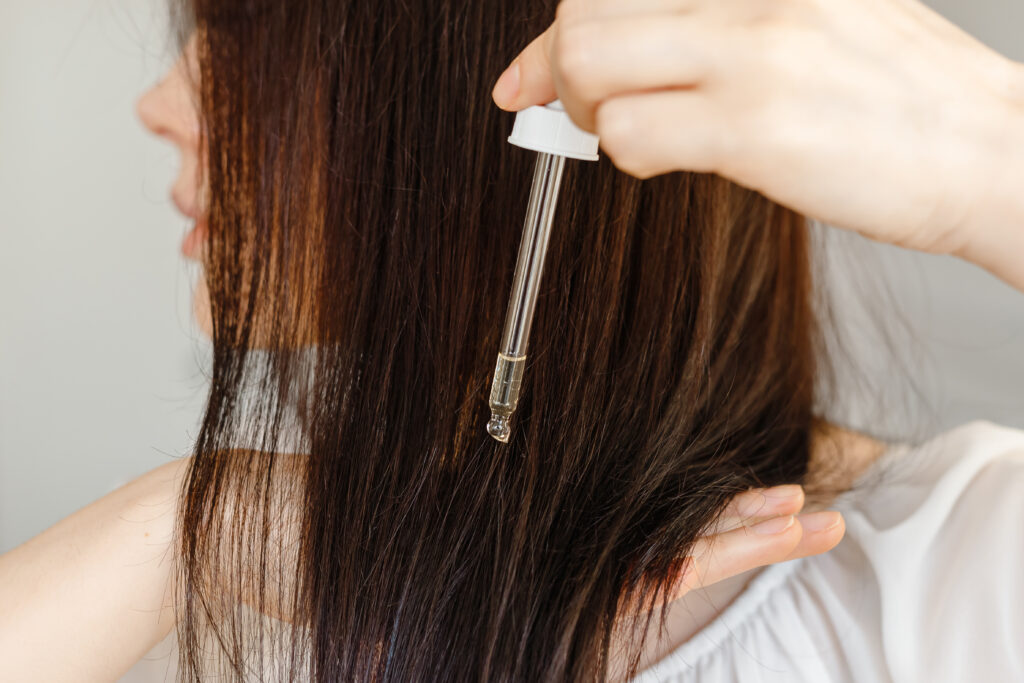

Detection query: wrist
xmin=948 ymin=60 xmax=1024 ymax=291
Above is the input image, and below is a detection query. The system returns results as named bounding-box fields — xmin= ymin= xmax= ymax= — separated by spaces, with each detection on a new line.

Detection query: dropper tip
xmin=487 ymin=414 xmax=511 ymax=443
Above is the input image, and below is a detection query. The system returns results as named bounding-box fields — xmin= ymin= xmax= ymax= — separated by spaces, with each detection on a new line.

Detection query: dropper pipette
xmin=486 ymin=100 xmax=600 ymax=443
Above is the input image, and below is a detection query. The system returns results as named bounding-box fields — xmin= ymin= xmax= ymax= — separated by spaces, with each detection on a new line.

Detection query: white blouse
xmin=633 ymin=420 xmax=1024 ymax=682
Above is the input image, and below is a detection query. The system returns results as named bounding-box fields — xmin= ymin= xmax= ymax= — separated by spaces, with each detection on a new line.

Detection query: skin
xmin=492 ymin=0 xmax=1024 ymax=292
xmin=136 ymin=35 xmax=213 ymax=337
xmin=0 ymin=460 xmax=187 ymax=682
xmin=4 ymin=0 xmax=1024 ymax=676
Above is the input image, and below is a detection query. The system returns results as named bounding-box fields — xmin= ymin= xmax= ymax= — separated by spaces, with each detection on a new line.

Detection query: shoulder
xmin=837 ymin=419 xmax=1024 ymax=531
xmin=894 ymin=418 xmax=1024 ymax=479
xmin=828 ymin=420 xmax=1024 ymax=680
xmin=631 ymin=422 xmax=1024 ymax=682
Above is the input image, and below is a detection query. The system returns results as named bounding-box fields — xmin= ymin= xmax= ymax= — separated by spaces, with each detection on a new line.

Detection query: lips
xmin=171 ymin=187 xmax=208 ymax=261
xmin=181 ymin=219 xmax=208 ymax=261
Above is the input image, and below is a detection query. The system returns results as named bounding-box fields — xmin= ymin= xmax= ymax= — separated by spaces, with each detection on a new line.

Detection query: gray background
xmin=1 ymin=1 xmax=1022 ymax=680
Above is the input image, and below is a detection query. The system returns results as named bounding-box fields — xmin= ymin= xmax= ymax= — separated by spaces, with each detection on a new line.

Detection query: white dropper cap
xmin=507 ymin=100 xmax=600 ymax=162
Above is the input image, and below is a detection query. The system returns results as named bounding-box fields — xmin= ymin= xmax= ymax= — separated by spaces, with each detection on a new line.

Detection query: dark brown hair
xmin=175 ymin=0 xmax=826 ymax=680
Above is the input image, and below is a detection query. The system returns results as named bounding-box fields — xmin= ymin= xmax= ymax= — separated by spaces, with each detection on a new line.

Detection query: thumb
xmin=492 ymin=25 xmax=559 ymax=111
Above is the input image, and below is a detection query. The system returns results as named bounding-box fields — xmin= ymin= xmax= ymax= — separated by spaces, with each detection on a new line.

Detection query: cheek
xmin=193 ymin=271 xmax=213 ymax=338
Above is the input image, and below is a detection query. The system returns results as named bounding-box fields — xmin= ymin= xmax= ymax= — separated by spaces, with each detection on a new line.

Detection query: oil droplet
xmin=487 ymin=414 xmax=511 ymax=443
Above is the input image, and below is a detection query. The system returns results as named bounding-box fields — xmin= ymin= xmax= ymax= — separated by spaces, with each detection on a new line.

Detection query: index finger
xmin=709 ymin=485 xmax=806 ymax=535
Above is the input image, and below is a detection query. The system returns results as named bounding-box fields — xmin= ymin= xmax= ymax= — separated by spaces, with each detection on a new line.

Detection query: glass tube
xmin=487 ymin=152 xmax=567 ymax=442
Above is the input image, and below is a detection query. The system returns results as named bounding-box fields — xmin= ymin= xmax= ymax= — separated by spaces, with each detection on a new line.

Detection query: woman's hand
xmin=637 ymin=484 xmax=844 ymax=611
xmin=676 ymin=485 xmax=842 ymax=599
xmin=493 ymin=0 xmax=1024 ymax=291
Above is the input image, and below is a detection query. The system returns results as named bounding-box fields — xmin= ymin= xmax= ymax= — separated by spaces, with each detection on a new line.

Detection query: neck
xmin=804 ymin=419 xmax=890 ymax=509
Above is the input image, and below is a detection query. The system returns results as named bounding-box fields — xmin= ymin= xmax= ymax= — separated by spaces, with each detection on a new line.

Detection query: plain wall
xmin=0 ymin=0 xmax=205 ymax=553
xmin=1 ymin=0 xmax=1023 ymax=681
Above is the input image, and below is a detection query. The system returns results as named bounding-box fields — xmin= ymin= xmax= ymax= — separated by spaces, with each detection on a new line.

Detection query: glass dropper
xmin=486 ymin=101 xmax=599 ymax=443
xmin=486 ymin=152 xmax=567 ymax=442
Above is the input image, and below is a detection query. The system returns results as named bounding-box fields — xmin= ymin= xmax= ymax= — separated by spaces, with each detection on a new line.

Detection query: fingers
xmin=490 ymin=1 xmax=701 ymax=113
xmin=622 ymin=485 xmax=845 ymax=615
xmin=497 ymin=41 xmax=736 ymax=180
xmin=709 ymin=484 xmax=805 ymax=535
xmin=492 ymin=27 xmax=557 ymax=112
xmin=782 ymin=510 xmax=846 ymax=562
xmin=549 ymin=14 xmax=721 ymax=131
xmin=493 ymin=12 xmax=719 ymax=120
xmin=595 ymin=90 xmax=731 ymax=178
xmin=492 ymin=0 xmax=771 ymax=115
xmin=681 ymin=514 xmax=803 ymax=594
xmin=668 ymin=510 xmax=845 ymax=603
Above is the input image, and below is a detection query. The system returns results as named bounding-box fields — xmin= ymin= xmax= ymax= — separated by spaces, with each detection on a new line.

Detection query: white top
xmin=633 ymin=420 xmax=1024 ymax=682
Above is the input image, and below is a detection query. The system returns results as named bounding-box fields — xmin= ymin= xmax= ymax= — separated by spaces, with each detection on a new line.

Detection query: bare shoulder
xmin=134 ymin=456 xmax=192 ymax=502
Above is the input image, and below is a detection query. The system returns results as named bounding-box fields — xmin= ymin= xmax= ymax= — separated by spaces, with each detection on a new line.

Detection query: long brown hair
xmin=174 ymin=0 xmax=826 ymax=680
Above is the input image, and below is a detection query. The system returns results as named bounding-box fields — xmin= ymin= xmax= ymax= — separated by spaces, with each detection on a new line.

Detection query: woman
xmin=1 ymin=0 xmax=1023 ymax=681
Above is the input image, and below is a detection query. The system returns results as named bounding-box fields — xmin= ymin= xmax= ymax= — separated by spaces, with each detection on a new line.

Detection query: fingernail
xmin=492 ymin=60 xmax=521 ymax=109
xmin=750 ymin=515 xmax=795 ymax=536
xmin=798 ymin=510 xmax=843 ymax=533
xmin=763 ymin=485 xmax=802 ymax=500
xmin=736 ymin=485 xmax=801 ymax=518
